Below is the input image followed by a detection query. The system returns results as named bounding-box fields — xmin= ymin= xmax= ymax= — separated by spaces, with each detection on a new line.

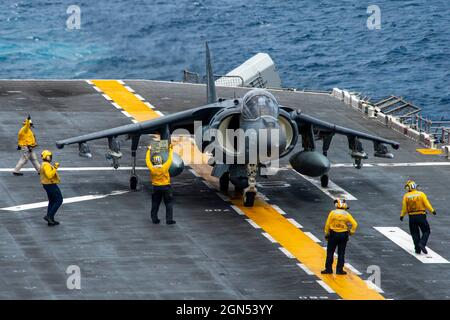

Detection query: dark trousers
xmin=409 ymin=214 xmax=430 ymax=252
xmin=151 ymin=185 xmax=173 ymax=222
xmin=43 ymin=184 xmax=63 ymax=219
xmin=325 ymin=231 xmax=349 ymax=272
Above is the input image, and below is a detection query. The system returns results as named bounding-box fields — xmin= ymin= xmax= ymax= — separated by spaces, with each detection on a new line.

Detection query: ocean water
xmin=0 ymin=0 xmax=449 ymax=118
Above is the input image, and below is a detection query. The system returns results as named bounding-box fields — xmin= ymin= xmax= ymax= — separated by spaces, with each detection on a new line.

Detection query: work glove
xmin=27 ymin=114 xmax=31 ymax=121
xmin=17 ymin=145 xmax=21 ymax=151
xmin=54 ymin=162 xmax=60 ymax=169
xmin=432 ymin=211 xmax=437 ymax=216
xmin=400 ymin=216 xmax=404 ymax=222
xmin=325 ymin=234 xmax=329 ymax=241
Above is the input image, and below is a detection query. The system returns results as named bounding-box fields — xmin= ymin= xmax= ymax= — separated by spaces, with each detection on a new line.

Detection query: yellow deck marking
xmin=92 ymin=80 xmax=159 ymax=122
xmin=89 ymin=79 xmax=385 ymax=300
xmin=416 ymin=148 xmax=443 ymax=155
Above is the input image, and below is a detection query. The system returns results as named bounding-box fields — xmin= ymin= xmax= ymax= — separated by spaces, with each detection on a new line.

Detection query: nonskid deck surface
xmin=0 ymin=80 xmax=449 ymax=299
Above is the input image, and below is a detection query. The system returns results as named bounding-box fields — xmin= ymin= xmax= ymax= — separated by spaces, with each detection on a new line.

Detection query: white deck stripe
xmin=365 ymin=280 xmax=384 ymax=293
xmin=344 ymin=263 xmax=362 ymax=275
xmin=297 ymin=263 xmax=314 ymax=275
xmin=124 ymin=86 xmax=135 ymax=93
xmin=102 ymin=94 xmax=112 ymax=101
xmin=270 ymin=204 xmax=287 ymax=215
xmin=262 ymin=232 xmax=277 ymax=243
xmin=134 ymin=94 xmax=145 ymax=101
xmin=117 ymin=80 xmax=125 ymax=84
xmin=230 ymin=205 xmax=245 ymax=216
xmin=121 ymin=111 xmax=132 ymax=118
xmin=0 ymin=190 xmax=129 ymax=212
xmin=111 ymin=102 xmax=122 ymax=109
xmin=293 ymin=171 xmax=357 ymax=201
xmin=304 ymin=231 xmax=322 ymax=243
xmin=316 ymin=280 xmax=335 ymax=294
xmin=332 ymin=162 xmax=450 ymax=168
xmin=92 ymin=86 xmax=102 ymax=93
xmin=201 ymin=180 xmax=213 ymax=189
xmin=374 ymin=227 xmax=449 ymax=264
xmin=278 ymin=247 xmax=295 ymax=258
xmin=287 ymin=218 xmax=303 ymax=228
xmin=144 ymin=102 xmax=155 ymax=109
xmin=246 ymin=219 xmax=261 ymax=229
xmin=215 ymin=192 xmax=230 ymax=202
xmin=188 ymin=169 xmax=200 ymax=177
xmin=0 ymin=167 xmax=148 ymax=172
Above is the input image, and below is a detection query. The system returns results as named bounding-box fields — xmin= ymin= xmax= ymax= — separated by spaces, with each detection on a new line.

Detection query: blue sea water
xmin=0 ymin=0 xmax=449 ymax=118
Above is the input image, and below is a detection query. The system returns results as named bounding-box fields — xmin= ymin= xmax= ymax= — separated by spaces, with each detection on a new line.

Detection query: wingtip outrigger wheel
xmin=321 ymin=174 xmax=329 ymax=187
xmin=130 ymin=175 xmax=138 ymax=190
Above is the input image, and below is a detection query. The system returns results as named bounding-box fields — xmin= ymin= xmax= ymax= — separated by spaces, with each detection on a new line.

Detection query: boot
xmin=420 ymin=244 xmax=428 ymax=254
xmin=43 ymin=216 xmax=56 ymax=226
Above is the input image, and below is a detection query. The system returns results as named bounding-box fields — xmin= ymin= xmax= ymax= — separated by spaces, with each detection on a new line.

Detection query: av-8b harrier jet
xmin=56 ymin=43 xmax=400 ymax=207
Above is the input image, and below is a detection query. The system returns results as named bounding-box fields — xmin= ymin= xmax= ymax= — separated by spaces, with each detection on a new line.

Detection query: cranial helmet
xmin=41 ymin=150 xmax=52 ymax=161
xmin=334 ymin=198 xmax=348 ymax=210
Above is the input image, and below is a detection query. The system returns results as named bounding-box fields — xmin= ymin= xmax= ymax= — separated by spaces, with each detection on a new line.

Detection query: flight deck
xmin=0 ymin=80 xmax=449 ymax=299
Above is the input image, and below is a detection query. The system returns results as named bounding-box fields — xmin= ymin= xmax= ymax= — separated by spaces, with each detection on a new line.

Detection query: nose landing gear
xmin=243 ymin=164 xmax=257 ymax=207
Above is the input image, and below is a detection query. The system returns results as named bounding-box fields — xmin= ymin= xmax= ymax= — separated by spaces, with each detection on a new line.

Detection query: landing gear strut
xmin=353 ymin=157 xmax=363 ymax=169
xmin=321 ymin=174 xmax=329 ymax=188
xmin=243 ymin=164 xmax=257 ymax=207
xmin=130 ymin=135 xmax=140 ymax=191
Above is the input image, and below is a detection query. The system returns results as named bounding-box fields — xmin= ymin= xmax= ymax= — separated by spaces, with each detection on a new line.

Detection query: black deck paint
xmin=0 ymin=80 xmax=449 ymax=299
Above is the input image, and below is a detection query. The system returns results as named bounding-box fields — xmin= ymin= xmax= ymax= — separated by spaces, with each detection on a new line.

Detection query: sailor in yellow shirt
xmin=321 ymin=199 xmax=358 ymax=275
xmin=400 ymin=180 xmax=436 ymax=254
xmin=13 ymin=115 xmax=41 ymax=176
xmin=146 ymin=144 xmax=175 ymax=225
xmin=40 ymin=150 xmax=63 ymax=226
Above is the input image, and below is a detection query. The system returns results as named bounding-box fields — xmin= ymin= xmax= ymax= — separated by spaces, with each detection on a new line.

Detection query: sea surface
xmin=0 ymin=0 xmax=449 ymax=118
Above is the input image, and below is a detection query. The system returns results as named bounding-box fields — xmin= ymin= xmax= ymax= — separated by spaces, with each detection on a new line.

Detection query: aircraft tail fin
xmin=205 ymin=41 xmax=217 ymax=104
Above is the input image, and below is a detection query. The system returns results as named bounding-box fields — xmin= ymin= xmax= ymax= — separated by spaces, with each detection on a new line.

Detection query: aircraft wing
xmin=292 ymin=111 xmax=400 ymax=149
xmin=56 ymin=104 xmax=222 ymax=149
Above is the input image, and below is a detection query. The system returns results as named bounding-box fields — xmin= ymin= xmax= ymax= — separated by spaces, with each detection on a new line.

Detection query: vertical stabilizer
xmin=205 ymin=41 xmax=217 ymax=104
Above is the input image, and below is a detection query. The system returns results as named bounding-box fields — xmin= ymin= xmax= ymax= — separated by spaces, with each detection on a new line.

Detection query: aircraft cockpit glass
xmin=242 ymin=90 xmax=279 ymax=120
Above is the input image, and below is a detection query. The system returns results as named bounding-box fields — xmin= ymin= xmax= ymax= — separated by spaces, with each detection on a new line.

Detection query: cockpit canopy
xmin=241 ymin=89 xmax=279 ymax=120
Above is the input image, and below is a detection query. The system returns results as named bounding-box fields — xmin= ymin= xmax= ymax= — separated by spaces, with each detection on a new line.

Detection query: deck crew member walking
xmin=400 ymin=180 xmax=436 ymax=254
xmin=146 ymin=143 xmax=176 ymax=225
xmin=13 ymin=115 xmax=41 ymax=175
xmin=40 ymin=150 xmax=63 ymax=226
xmin=322 ymin=199 xmax=358 ymax=275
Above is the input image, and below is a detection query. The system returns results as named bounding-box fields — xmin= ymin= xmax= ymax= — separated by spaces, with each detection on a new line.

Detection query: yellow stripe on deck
xmin=416 ymin=148 xmax=443 ymax=155
xmin=231 ymin=198 xmax=384 ymax=300
xmin=92 ymin=80 xmax=159 ymax=122
xmin=89 ymin=79 xmax=385 ymax=300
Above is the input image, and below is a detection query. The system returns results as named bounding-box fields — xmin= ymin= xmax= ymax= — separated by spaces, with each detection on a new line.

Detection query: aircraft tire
xmin=130 ymin=175 xmax=138 ymax=190
xmin=243 ymin=191 xmax=256 ymax=207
